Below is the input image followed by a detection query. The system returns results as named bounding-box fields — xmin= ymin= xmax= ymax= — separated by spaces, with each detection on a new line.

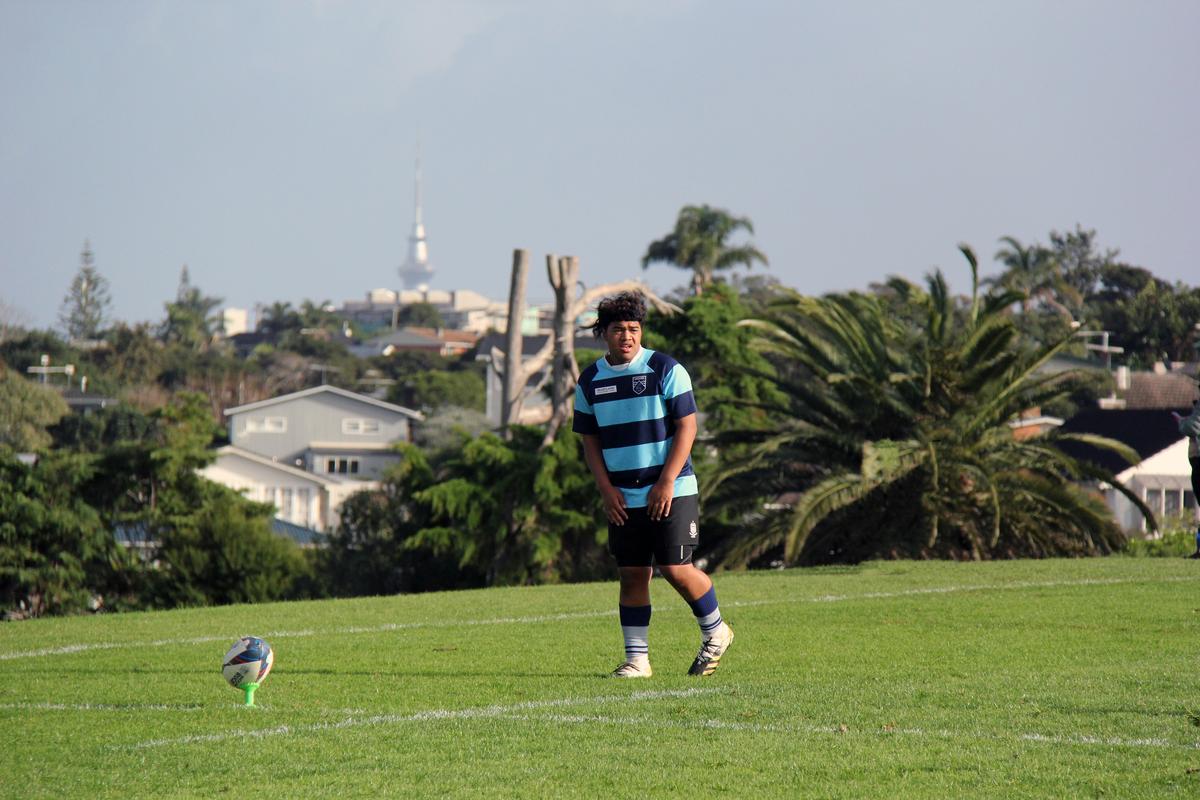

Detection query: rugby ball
xmin=222 ymin=636 xmax=274 ymax=688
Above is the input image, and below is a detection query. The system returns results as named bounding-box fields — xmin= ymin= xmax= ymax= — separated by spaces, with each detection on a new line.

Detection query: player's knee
xmin=618 ymin=567 xmax=652 ymax=590
xmin=657 ymin=564 xmax=692 ymax=587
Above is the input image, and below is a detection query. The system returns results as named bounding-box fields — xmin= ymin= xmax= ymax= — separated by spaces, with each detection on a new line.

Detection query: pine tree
xmin=59 ymin=240 xmax=112 ymax=340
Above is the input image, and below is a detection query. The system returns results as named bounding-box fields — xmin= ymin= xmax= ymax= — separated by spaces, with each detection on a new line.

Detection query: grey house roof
xmin=224 ymin=384 xmax=424 ymax=420
xmin=211 ymin=445 xmax=351 ymax=486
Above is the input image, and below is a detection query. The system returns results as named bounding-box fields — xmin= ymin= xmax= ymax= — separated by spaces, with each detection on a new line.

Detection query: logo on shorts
xmin=689 ymin=520 xmax=698 ymax=538
xmin=632 ymin=375 xmax=647 ymax=395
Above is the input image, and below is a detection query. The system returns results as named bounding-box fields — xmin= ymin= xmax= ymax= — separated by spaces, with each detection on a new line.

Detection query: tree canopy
xmin=710 ymin=246 xmax=1151 ymax=566
xmin=642 ymin=204 xmax=768 ymax=296
xmin=59 ymin=241 xmax=112 ymax=341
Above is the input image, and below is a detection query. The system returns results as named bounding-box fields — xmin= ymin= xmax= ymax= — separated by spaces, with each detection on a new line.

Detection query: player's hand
xmin=647 ymin=480 xmax=674 ymax=521
xmin=601 ymin=485 xmax=628 ymax=525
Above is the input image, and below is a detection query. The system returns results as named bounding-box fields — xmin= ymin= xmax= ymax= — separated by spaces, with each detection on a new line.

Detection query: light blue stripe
xmin=603 ymin=439 xmax=670 ymax=471
xmin=620 ymin=474 xmax=698 ymax=508
xmin=593 ymin=395 xmax=666 ymax=427
xmin=574 ymin=383 xmax=593 ymax=414
xmin=662 ymin=363 xmax=692 ymax=398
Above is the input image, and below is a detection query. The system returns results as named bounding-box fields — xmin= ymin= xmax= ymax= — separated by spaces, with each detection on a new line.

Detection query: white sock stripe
xmin=7 ymin=575 xmax=1196 ymax=662
xmin=695 ymin=609 xmax=722 ymax=629
xmin=622 ymin=624 xmax=649 ymax=658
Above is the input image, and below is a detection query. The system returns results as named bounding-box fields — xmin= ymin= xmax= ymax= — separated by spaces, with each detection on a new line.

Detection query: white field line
xmin=121 ymin=687 xmax=719 ymax=750
xmin=117 ymin=692 xmax=1200 ymax=753
xmin=499 ymin=711 xmax=1200 ymax=752
xmin=3 ymin=574 xmax=1195 ymax=663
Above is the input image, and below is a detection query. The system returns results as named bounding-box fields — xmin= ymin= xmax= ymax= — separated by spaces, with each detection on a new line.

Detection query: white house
xmin=1103 ymin=438 xmax=1196 ymax=532
xmin=224 ymin=385 xmax=422 ymax=480
xmin=203 ymin=385 xmax=423 ymax=534
xmin=201 ymin=446 xmax=370 ymax=533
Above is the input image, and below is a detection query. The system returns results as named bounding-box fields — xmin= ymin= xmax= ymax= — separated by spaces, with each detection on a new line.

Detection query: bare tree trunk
xmin=499 ymin=246 xmax=683 ymax=445
xmin=500 ymin=249 xmax=530 ymax=438
xmin=541 ymin=255 xmax=581 ymax=448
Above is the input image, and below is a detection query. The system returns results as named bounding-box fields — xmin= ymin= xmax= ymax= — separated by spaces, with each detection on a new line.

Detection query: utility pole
xmin=1075 ymin=330 xmax=1124 ymax=371
xmin=26 ymin=354 xmax=75 ymax=386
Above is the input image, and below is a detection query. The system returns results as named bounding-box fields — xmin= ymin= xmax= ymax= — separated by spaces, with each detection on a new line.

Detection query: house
xmin=201 ymin=385 xmax=424 ymax=533
xmin=1008 ymin=407 xmax=1064 ymax=441
xmin=1108 ymin=439 xmax=1195 ymax=530
xmin=1057 ymin=366 xmax=1199 ymax=532
xmin=200 ymin=446 xmax=367 ymax=533
xmin=223 ymin=384 xmax=422 ymax=479
xmin=350 ymin=326 xmax=479 ymax=359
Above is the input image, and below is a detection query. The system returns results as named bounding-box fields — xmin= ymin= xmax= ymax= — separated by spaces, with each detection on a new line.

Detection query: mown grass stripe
xmin=500 ymin=712 xmax=1200 ymax=751
xmin=3 ymin=574 xmax=1193 ymax=662
xmin=122 ymin=687 xmax=722 ymax=749
xmin=0 ymin=702 xmax=203 ymax=712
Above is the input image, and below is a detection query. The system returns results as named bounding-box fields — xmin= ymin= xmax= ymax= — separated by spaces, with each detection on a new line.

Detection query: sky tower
xmin=399 ymin=153 xmax=434 ymax=290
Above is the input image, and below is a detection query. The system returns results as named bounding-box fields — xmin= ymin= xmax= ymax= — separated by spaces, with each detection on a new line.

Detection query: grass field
xmin=2 ymin=558 xmax=1199 ymax=798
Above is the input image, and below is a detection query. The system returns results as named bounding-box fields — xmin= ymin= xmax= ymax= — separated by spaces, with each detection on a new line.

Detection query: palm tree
xmin=160 ymin=266 xmax=223 ymax=350
xmin=642 ymin=204 xmax=768 ymax=296
xmin=986 ymin=236 xmax=1080 ymax=319
xmin=709 ymin=245 xmax=1151 ymax=566
xmin=258 ymin=301 xmax=301 ymax=337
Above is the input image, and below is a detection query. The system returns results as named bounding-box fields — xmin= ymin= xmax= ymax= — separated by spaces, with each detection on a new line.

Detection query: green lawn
xmin=2 ymin=558 xmax=1199 ymax=798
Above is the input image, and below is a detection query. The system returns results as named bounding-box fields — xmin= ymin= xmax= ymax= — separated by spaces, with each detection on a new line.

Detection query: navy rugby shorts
xmin=608 ymin=494 xmax=700 ymax=567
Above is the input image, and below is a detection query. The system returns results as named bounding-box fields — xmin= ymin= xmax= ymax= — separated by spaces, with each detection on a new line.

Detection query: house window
xmin=1145 ymin=489 xmax=1162 ymax=514
xmin=342 ymin=418 xmax=380 ymax=435
xmin=326 ymin=458 xmax=360 ymax=475
xmin=1165 ymin=490 xmax=1181 ymax=517
xmin=246 ymin=416 xmax=287 ymax=433
xmin=297 ymin=488 xmax=311 ymax=526
xmin=1185 ymin=491 xmax=1196 ymax=510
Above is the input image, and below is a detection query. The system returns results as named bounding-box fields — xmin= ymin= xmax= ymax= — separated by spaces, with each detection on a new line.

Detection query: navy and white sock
xmin=619 ymin=604 xmax=651 ymax=662
xmin=688 ymin=587 xmax=723 ymax=640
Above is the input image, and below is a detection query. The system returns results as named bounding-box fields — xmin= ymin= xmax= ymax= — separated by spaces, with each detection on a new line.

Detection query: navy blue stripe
xmin=579 ymin=362 xmax=601 ymax=386
xmin=607 ymin=461 xmax=694 ymax=488
xmin=646 ymin=351 xmax=680 ymax=379
xmin=597 ymin=417 xmax=673 ymax=450
xmin=619 ymin=603 xmax=652 ymax=626
xmin=666 ymin=390 xmax=696 ymax=419
xmin=572 ymin=410 xmax=599 ymax=435
xmin=688 ymin=586 xmax=719 ymax=617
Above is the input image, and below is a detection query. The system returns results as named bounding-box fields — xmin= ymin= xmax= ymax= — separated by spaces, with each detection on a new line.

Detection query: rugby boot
xmin=687 ymin=622 xmax=734 ymax=677
xmin=610 ymin=655 xmax=653 ymax=678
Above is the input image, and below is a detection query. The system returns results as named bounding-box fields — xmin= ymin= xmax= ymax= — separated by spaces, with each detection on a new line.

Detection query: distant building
xmin=218 ymin=307 xmax=250 ymax=337
xmin=1058 ymin=363 xmax=1200 ymax=532
xmin=350 ymin=326 xmax=479 ymax=359
xmin=201 ymin=385 xmax=423 ymax=533
xmin=399 ymin=155 xmax=434 ymax=290
xmin=338 ymin=287 xmax=546 ymax=336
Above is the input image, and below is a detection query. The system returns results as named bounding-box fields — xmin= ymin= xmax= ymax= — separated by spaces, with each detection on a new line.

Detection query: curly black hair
xmin=590 ymin=291 xmax=647 ymax=338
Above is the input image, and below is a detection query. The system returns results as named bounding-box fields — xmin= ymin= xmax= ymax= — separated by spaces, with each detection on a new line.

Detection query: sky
xmin=2 ymin=0 xmax=1198 ymax=332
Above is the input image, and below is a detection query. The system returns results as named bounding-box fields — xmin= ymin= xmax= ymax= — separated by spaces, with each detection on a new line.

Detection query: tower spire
xmin=400 ymin=145 xmax=433 ymax=291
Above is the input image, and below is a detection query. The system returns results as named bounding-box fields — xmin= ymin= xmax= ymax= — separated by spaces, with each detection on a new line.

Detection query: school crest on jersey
xmin=632 ymin=375 xmax=647 ymax=395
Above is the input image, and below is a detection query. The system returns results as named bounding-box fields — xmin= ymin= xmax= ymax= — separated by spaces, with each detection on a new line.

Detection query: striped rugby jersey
xmin=572 ymin=346 xmax=698 ymax=508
